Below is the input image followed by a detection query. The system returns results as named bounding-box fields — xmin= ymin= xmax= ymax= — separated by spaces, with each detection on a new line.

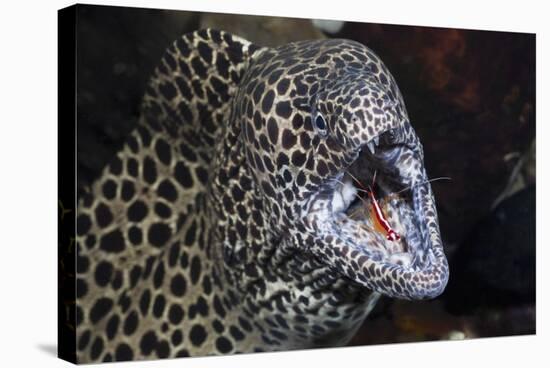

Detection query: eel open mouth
xmin=307 ymin=127 xmax=449 ymax=299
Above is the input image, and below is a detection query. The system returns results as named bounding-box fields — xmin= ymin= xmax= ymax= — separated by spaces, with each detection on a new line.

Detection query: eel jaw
xmin=304 ymin=130 xmax=449 ymax=300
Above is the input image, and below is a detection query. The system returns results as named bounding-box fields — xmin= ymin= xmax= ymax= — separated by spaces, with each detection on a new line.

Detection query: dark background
xmin=75 ymin=4 xmax=535 ymax=346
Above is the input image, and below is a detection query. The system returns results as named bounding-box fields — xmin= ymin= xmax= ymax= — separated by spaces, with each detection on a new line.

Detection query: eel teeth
xmin=367 ymin=141 xmax=376 ymax=154
xmin=373 ymin=136 xmax=380 ymax=146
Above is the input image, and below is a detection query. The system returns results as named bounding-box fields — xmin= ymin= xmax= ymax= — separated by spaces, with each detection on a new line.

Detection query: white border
xmin=0 ymin=1 xmax=546 ymax=367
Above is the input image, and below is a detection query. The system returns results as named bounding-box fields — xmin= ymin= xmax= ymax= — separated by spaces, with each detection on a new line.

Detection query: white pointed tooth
xmin=367 ymin=141 xmax=376 ymax=154
xmin=373 ymin=136 xmax=379 ymax=146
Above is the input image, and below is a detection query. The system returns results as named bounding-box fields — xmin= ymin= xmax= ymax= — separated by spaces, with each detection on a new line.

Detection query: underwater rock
xmin=444 ymin=185 xmax=535 ymax=314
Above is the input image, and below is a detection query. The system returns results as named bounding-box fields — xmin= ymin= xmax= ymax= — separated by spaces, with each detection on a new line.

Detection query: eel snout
xmin=305 ymin=130 xmax=449 ymax=300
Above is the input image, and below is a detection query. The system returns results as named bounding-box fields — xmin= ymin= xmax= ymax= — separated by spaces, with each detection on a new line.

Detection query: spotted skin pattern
xmin=75 ymin=29 xmax=449 ymax=363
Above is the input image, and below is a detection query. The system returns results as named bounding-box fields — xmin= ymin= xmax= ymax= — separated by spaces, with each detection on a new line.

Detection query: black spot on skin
xmin=123 ymin=310 xmax=138 ymax=336
xmin=94 ymin=261 xmax=113 ymax=287
xmin=76 ymin=215 xmax=91 ymax=236
xmin=121 ymin=180 xmax=135 ymax=202
xmin=276 ymin=152 xmax=289 ymax=168
xmin=281 ymin=129 xmax=297 ymax=149
xmin=174 ymin=162 xmax=193 ymax=188
xmin=148 ymin=222 xmax=171 ymax=248
xmin=106 ymin=314 xmax=119 ymax=340
xmin=230 ymin=326 xmax=245 ymax=341
xmin=130 ymin=266 xmax=141 ymax=288
xmin=170 ymin=274 xmax=187 ymax=296
xmin=267 ymin=117 xmax=279 ymax=145
xmin=154 ymin=202 xmax=172 ymax=218
xmin=179 ymin=143 xmax=197 ymax=162
xmin=159 ymin=82 xmax=177 ymax=100
xmin=215 ymin=52 xmax=229 ymax=79
xmin=261 ymin=180 xmax=276 ymax=198
xmin=231 ymin=185 xmax=245 ymax=202
xmin=277 ymin=78 xmax=290 ymax=95
xmin=115 ymin=343 xmax=133 ymax=361
xmin=296 ymin=171 xmax=306 ymax=186
xmin=90 ymin=336 xmax=104 ymax=361
xmin=190 ymin=256 xmax=201 ymax=285
xmin=168 ymin=242 xmax=181 ymax=267
xmin=197 ymin=41 xmax=213 ymax=63
xmin=275 ymin=101 xmax=292 ymax=118
xmin=292 ymin=113 xmax=304 ymax=129
xmin=155 ymin=139 xmax=172 ymax=166
xmin=291 ymin=151 xmax=307 ymax=167
xmin=252 ymin=81 xmax=265 ymax=104
xmin=128 ymin=226 xmax=142 ymax=246
xmin=102 ymin=180 xmax=117 ymax=200
xmin=95 ymin=202 xmax=113 ymax=228
xmin=153 ymin=294 xmax=166 ymax=318
xmin=191 ymin=57 xmax=207 ymax=78
xmin=184 ymin=220 xmax=197 ymax=246
xmin=267 ymin=69 xmax=284 ymax=84
xmin=271 ymin=329 xmax=288 ymax=340
xmin=139 ymin=289 xmax=151 ymax=316
xmin=196 ymin=296 xmax=209 ymax=317
xmin=188 ymin=305 xmax=197 ymax=320
xmin=90 ymin=297 xmax=113 ymax=324
xmin=143 ymin=156 xmax=158 ymax=184
xmin=127 ymin=158 xmax=138 ymax=177
xmin=287 ymin=64 xmax=308 ymax=75
xmin=153 ymin=262 xmax=165 ymax=289
xmin=127 ymin=200 xmax=148 ymax=222
xmin=189 ymin=325 xmax=207 ymax=347
xmin=261 ymin=90 xmax=275 ymax=114
xmin=157 ymin=179 xmax=178 ymax=201
xmin=212 ymin=319 xmax=224 ymax=333
xmin=239 ymin=317 xmax=253 ymax=332
xmin=156 ymin=340 xmax=171 ymax=359
xmin=176 ymin=349 xmax=190 ymax=358
xmin=195 ymin=166 xmax=209 ymax=185
xmin=78 ymin=330 xmax=90 ymax=351
xmin=210 ymin=75 xmax=229 ymax=100
xmin=140 ymin=330 xmax=157 ymax=356
xmin=317 ymin=160 xmax=328 ymax=176
xmin=100 ymin=229 xmax=125 ymax=253
xmin=111 ymin=270 xmax=123 ymax=290
xmin=202 ymin=275 xmax=212 ymax=295
xmin=76 ymin=279 xmax=87 ymax=298
xmin=169 ymin=304 xmax=184 ymax=324
xmin=171 ymin=330 xmax=183 ymax=346
xmin=213 ymin=295 xmax=226 ymax=318
xmin=174 ymin=76 xmax=192 ymax=100
xmin=180 ymin=252 xmax=189 ymax=268
xmin=215 ymin=336 xmax=233 ymax=354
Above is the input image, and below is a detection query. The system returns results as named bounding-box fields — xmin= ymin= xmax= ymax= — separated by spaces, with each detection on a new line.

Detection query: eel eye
xmin=315 ymin=113 xmax=327 ymax=135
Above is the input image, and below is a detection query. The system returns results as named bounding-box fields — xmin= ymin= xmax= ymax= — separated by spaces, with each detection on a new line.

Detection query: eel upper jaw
xmin=304 ymin=128 xmax=449 ymax=300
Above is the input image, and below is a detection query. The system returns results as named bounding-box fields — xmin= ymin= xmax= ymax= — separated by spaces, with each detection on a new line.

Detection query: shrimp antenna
xmin=370 ymin=170 xmax=377 ymax=193
xmin=346 ymin=171 xmax=370 ymax=193
xmin=394 ymin=177 xmax=452 ymax=195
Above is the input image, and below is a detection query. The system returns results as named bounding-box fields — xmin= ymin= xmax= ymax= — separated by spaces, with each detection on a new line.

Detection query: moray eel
xmin=75 ymin=29 xmax=449 ymax=362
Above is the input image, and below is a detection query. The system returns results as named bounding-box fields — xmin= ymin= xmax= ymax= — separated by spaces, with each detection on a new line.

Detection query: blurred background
xmin=75 ymin=4 xmax=535 ymax=346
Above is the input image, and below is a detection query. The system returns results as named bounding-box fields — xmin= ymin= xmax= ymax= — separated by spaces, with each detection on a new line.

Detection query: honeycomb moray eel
xmin=75 ymin=29 xmax=449 ymax=362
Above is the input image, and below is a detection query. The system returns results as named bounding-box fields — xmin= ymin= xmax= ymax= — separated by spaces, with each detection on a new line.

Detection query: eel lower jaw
xmin=306 ymin=142 xmax=449 ymax=300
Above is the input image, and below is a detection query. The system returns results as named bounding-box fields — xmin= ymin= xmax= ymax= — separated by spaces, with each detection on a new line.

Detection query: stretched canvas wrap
xmin=58 ymin=4 xmax=535 ymax=364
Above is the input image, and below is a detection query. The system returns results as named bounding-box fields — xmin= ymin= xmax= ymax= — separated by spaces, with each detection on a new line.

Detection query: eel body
xmin=75 ymin=29 xmax=448 ymax=362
